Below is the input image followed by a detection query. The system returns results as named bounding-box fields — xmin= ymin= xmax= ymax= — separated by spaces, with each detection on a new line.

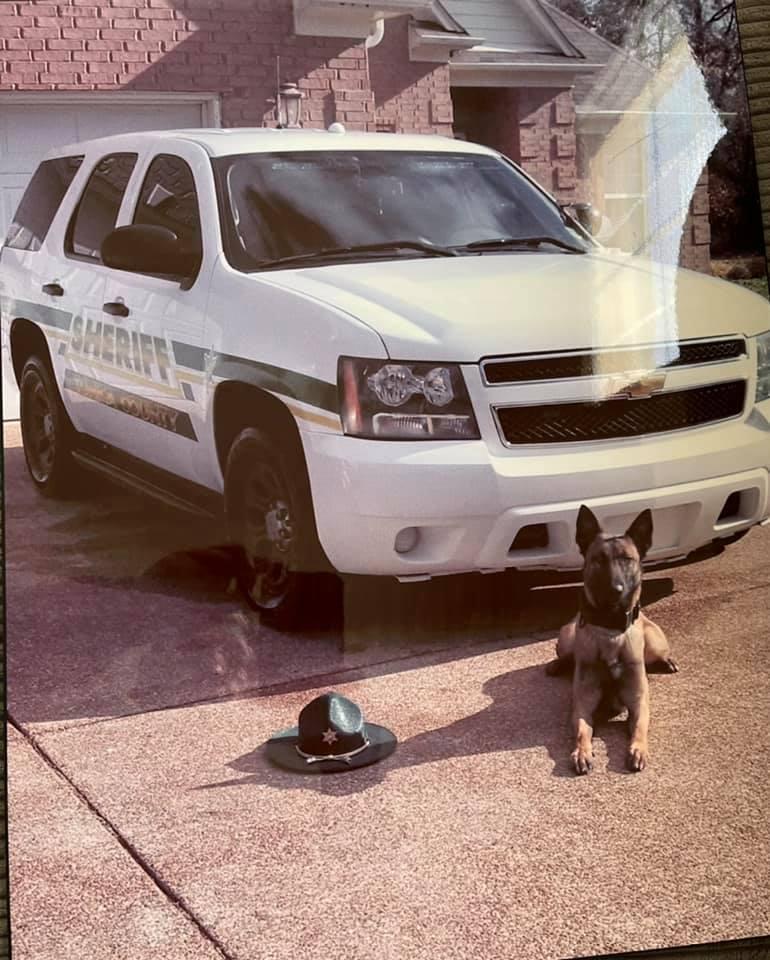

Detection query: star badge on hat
xmin=264 ymin=692 xmax=397 ymax=774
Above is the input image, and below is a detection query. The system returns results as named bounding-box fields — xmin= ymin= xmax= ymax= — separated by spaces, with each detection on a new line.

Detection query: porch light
xmin=277 ymin=81 xmax=303 ymax=129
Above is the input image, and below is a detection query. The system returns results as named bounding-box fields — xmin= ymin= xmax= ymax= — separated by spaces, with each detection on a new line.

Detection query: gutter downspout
xmin=364 ymin=17 xmax=385 ymax=130
xmin=366 ymin=16 xmax=386 ymax=50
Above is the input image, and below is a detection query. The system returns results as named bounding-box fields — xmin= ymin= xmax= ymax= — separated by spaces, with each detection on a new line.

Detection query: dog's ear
xmin=625 ymin=509 xmax=653 ymax=559
xmin=576 ymin=505 xmax=602 ymax=556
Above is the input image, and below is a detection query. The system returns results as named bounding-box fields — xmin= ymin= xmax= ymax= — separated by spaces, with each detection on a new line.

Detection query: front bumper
xmin=301 ymin=405 xmax=770 ymax=577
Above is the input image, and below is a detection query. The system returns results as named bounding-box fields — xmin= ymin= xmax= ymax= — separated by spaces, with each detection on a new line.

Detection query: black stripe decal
xmin=0 ymin=297 xmax=338 ymax=415
xmin=1 ymin=296 xmax=72 ymax=331
xmin=63 ymin=370 xmax=197 ymax=441
xmin=215 ymin=354 xmax=338 ymax=413
xmin=170 ymin=341 xmax=338 ymax=414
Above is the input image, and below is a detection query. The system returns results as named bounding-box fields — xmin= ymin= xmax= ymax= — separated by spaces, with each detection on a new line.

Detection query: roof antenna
xmin=265 ymin=56 xmax=282 ymax=128
xmin=275 ymin=55 xmax=281 ymax=128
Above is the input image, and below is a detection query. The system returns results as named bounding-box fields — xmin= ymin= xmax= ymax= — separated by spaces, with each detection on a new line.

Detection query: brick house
xmin=0 ymin=0 xmax=711 ymax=271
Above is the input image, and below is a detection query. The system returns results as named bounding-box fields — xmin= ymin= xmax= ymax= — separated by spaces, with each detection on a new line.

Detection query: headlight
xmin=757 ymin=330 xmax=770 ymax=403
xmin=338 ymin=357 xmax=480 ymax=440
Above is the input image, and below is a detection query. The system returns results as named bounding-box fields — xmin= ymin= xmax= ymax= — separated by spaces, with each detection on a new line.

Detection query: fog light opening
xmin=510 ymin=523 xmax=550 ymax=551
xmin=394 ymin=527 xmax=420 ymax=554
xmin=718 ymin=491 xmax=742 ymax=522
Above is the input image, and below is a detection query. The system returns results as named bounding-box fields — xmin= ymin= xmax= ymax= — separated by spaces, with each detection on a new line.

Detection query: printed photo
xmin=1 ymin=1 xmax=768 ymax=958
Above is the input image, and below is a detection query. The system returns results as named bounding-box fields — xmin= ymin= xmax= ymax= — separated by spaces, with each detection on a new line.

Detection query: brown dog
xmin=546 ymin=505 xmax=678 ymax=774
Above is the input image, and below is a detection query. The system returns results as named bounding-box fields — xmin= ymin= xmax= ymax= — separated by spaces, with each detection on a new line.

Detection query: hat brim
xmin=264 ymin=722 xmax=397 ymax=774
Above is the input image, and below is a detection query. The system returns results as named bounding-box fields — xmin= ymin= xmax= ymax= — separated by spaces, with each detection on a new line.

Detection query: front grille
xmin=495 ymin=380 xmax=746 ymax=445
xmin=483 ymin=338 xmax=746 ymax=385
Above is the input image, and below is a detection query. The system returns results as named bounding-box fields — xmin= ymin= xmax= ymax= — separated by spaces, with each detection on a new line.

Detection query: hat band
xmin=295 ymin=738 xmax=371 ymax=765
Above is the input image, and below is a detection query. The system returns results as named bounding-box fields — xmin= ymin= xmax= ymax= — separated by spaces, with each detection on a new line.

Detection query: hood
xmin=261 ymin=251 xmax=770 ymax=361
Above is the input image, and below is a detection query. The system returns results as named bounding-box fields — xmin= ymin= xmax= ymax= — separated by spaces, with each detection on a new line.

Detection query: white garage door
xmin=1 ymin=96 xmax=213 ymax=419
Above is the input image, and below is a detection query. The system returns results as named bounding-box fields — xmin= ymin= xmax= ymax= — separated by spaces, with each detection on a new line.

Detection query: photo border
xmin=0 ymin=1 xmax=769 ymax=955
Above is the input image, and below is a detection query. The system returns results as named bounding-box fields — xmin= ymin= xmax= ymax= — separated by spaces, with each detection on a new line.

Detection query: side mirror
xmin=101 ymin=224 xmax=196 ymax=279
xmin=561 ymin=202 xmax=601 ymax=236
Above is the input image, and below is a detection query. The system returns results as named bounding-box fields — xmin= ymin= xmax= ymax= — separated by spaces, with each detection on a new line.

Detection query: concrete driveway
xmin=4 ymin=422 xmax=770 ymax=960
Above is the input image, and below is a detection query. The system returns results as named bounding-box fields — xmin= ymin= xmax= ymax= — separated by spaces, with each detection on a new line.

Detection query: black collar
xmin=578 ymin=592 xmax=641 ymax=632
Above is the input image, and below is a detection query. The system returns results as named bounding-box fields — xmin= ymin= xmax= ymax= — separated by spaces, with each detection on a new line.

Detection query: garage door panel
xmin=0 ymin=178 xmax=27 ymax=240
xmin=0 ymin=102 xmax=205 ymax=173
xmin=0 ymin=108 xmax=81 ymax=173
xmin=76 ymin=103 xmax=203 ymax=140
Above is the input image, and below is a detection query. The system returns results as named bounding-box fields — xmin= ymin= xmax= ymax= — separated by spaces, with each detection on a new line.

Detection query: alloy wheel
xmin=22 ymin=372 xmax=57 ymax=484
xmin=240 ymin=461 xmax=297 ymax=610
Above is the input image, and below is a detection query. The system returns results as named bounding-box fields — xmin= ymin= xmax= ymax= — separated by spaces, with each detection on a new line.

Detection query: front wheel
xmin=223 ymin=427 xmax=338 ymax=630
xmin=19 ymin=355 xmax=79 ymax=497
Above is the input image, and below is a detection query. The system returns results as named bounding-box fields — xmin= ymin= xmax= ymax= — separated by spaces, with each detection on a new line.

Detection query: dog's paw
xmin=626 ymin=744 xmax=648 ymax=772
xmin=572 ymin=747 xmax=593 ymax=775
xmin=647 ymin=656 xmax=679 ymax=674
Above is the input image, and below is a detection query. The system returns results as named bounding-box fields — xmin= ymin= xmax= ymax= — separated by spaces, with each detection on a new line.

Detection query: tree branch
xmin=707 ymin=1 xmax=735 ymax=25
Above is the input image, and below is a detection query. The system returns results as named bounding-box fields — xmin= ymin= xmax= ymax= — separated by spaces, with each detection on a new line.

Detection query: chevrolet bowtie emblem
xmin=606 ymin=371 xmax=666 ymax=400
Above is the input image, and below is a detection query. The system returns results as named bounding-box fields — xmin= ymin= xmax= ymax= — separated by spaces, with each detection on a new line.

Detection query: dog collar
xmin=578 ymin=594 xmax=641 ymax=632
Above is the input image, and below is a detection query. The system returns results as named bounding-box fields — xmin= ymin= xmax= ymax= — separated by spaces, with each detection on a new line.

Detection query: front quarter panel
xmin=200 ymin=260 xmax=387 ymax=485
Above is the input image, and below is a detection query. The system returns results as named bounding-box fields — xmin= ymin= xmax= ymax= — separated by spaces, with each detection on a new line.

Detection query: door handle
xmin=42 ymin=282 xmax=64 ymax=297
xmin=102 ymin=301 xmax=130 ymax=318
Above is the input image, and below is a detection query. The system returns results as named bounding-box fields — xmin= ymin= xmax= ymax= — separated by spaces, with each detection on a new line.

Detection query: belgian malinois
xmin=546 ymin=505 xmax=678 ymax=774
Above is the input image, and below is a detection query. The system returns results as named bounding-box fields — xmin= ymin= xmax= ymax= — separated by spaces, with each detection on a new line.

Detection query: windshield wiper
xmin=456 ymin=235 xmax=586 ymax=254
xmin=254 ymin=239 xmax=459 ymax=269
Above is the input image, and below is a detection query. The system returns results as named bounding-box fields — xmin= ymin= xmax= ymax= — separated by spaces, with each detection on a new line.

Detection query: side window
xmin=66 ymin=152 xmax=137 ymax=261
xmin=133 ymin=154 xmax=203 ymax=274
xmin=4 ymin=156 xmax=84 ymax=252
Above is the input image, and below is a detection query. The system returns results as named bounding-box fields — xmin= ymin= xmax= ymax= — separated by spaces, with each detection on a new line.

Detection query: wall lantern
xmin=276 ymin=81 xmax=303 ymax=129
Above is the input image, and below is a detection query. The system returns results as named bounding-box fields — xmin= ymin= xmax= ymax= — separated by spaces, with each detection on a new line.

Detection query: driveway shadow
xmin=4 ymin=441 xmax=675 ymax=725
xmin=7 ymin=526 xmax=675 ymax=725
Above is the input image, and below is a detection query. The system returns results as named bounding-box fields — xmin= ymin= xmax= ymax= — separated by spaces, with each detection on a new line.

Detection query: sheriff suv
xmin=2 ymin=128 xmax=770 ymax=626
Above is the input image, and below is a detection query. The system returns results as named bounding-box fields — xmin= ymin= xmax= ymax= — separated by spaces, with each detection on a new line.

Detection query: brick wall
xmin=678 ymin=169 xmax=712 ymax=274
xmin=0 ymin=0 xmax=448 ymax=134
xmin=518 ymin=88 xmax=578 ymax=203
xmin=368 ymin=17 xmax=452 ymax=136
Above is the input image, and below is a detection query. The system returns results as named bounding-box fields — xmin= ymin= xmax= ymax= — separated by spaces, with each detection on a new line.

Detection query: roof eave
xmin=577 ymin=108 xmax=736 ymax=132
xmin=519 ymin=0 xmax=586 ymax=58
xmin=450 ymin=59 xmax=603 ymax=88
xmin=409 ymin=23 xmax=484 ymax=62
xmin=292 ymin=0 xmax=465 ymax=39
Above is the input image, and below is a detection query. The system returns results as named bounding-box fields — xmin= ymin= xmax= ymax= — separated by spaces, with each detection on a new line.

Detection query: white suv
xmin=2 ymin=128 xmax=770 ymax=625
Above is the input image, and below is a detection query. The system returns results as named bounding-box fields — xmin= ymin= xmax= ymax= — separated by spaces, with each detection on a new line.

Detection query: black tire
xmin=223 ymin=426 xmax=339 ymax=630
xmin=19 ymin=355 xmax=79 ymax=497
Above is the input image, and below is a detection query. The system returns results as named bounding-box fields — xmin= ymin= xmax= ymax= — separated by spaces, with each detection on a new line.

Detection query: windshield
xmin=213 ymin=150 xmax=592 ymax=271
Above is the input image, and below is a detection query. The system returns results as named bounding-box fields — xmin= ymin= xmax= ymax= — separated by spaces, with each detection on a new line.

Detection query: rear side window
xmin=4 ymin=156 xmax=84 ymax=252
xmin=133 ymin=154 xmax=203 ymax=273
xmin=66 ymin=152 xmax=137 ymax=261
